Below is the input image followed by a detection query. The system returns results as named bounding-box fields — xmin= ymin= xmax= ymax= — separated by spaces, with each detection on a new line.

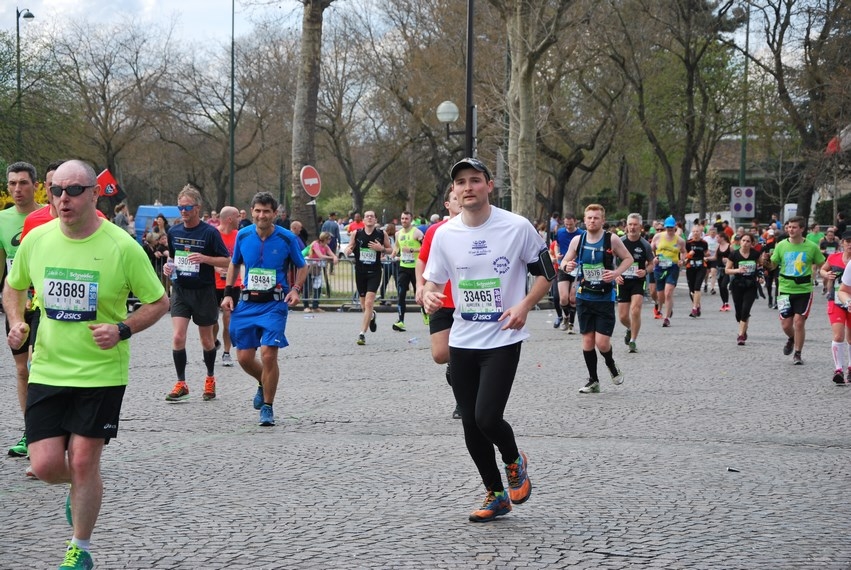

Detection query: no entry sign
xmin=300 ymin=165 xmax=321 ymax=198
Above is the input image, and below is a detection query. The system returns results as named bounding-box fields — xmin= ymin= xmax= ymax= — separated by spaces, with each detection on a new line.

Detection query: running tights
xmin=731 ymin=285 xmax=757 ymax=323
xmin=450 ymin=342 xmax=522 ymax=492
xmin=718 ymin=273 xmax=730 ymax=305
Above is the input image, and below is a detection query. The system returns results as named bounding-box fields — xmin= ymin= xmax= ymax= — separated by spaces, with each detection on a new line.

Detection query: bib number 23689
xmin=43 ymin=267 xmax=98 ymax=321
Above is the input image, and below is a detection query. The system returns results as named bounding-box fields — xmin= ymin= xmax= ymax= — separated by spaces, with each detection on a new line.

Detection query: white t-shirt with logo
xmin=423 ymin=207 xmax=546 ymax=350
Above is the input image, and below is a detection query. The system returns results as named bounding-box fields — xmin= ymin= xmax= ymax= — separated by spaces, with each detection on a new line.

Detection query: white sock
xmin=832 ymin=341 xmax=844 ymax=371
xmin=71 ymin=537 xmax=91 ymax=551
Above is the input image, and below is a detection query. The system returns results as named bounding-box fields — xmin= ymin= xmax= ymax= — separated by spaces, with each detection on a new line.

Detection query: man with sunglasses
xmin=163 ymin=185 xmax=231 ymax=402
xmin=2 ymin=161 xmax=41 ymax=460
xmin=4 ymin=159 xmax=169 ymax=569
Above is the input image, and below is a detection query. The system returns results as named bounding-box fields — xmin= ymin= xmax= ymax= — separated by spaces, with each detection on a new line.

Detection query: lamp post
xmin=228 ymin=0 xmax=236 ymax=206
xmin=15 ymin=7 xmax=34 ymax=161
xmin=435 ymin=0 xmax=477 ymax=158
xmin=734 ymin=3 xmax=750 ymax=188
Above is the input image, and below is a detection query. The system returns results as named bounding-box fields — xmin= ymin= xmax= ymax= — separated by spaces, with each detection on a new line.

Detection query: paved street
xmin=1 ymin=284 xmax=850 ymax=569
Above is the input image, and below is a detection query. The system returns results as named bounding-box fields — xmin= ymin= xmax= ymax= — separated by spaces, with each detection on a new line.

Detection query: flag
xmin=826 ymin=124 xmax=851 ymax=155
xmin=97 ymin=169 xmax=126 ymax=200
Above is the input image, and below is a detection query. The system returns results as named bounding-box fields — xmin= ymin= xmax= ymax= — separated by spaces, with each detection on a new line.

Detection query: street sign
xmin=300 ymin=165 xmax=321 ymax=198
xmin=730 ymin=186 xmax=755 ymax=218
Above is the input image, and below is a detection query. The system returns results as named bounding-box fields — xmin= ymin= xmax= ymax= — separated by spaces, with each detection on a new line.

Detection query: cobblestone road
xmin=1 ymin=285 xmax=849 ymax=569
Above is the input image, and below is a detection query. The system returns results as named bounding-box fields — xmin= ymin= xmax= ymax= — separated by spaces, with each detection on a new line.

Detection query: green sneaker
xmin=392 ymin=320 xmax=407 ymax=332
xmin=65 ymin=486 xmax=72 ymax=526
xmin=623 ymin=328 xmax=630 ymax=346
xmin=59 ymin=543 xmax=93 ymax=569
xmin=421 ymin=307 xmax=430 ymax=326
xmin=628 ymin=341 xmax=637 ymax=353
xmin=8 ymin=432 xmax=27 ymax=457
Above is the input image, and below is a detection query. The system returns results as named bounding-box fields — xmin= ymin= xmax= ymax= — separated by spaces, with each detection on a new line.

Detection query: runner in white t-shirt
xmin=422 ymin=157 xmax=554 ymax=523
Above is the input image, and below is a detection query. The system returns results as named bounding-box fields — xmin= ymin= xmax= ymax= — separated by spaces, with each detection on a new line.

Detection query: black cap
xmin=842 ymin=229 xmax=851 ymax=241
xmin=450 ymin=157 xmax=492 ymax=182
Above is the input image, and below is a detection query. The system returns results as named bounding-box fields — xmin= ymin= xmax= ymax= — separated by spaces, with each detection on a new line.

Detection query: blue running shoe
xmin=253 ymin=385 xmax=263 ymax=410
xmin=469 ymin=490 xmax=511 ymax=522
xmin=59 ymin=543 xmax=93 ymax=569
xmin=259 ymin=404 xmax=275 ymax=427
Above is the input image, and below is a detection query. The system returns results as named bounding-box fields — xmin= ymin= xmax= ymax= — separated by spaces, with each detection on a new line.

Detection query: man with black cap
xmin=422 ymin=157 xmax=555 ymax=523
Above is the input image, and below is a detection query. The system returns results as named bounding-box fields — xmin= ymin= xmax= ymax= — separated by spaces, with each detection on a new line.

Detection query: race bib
xmin=174 ymin=250 xmax=200 ymax=275
xmin=582 ymin=263 xmax=604 ymax=283
xmin=459 ymin=278 xmax=503 ymax=321
xmin=43 ymin=267 xmax=98 ymax=321
xmin=777 ymin=294 xmax=791 ymax=313
xmin=657 ymin=255 xmax=672 ymax=269
xmin=246 ymin=268 xmax=276 ymax=291
xmin=622 ymin=262 xmax=639 ymax=278
xmin=692 ymin=259 xmax=703 ymax=267
xmin=359 ymin=248 xmax=377 ymax=264
xmin=826 ymin=247 xmax=837 ymax=254
xmin=739 ymin=260 xmax=756 ymax=275
xmin=400 ymin=251 xmax=415 ymax=264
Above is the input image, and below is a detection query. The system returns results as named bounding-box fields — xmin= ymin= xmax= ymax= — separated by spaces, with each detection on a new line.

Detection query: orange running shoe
xmin=165 ymin=381 xmax=189 ymax=402
xmin=202 ymin=376 xmax=216 ymax=401
xmin=468 ymin=490 xmax=511 ymax=522
xmin=505 ymin=450 xmax=532 ymax=504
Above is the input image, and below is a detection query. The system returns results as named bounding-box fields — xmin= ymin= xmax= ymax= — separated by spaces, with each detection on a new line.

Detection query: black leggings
xmin=718 ymin=272 xmax=730 ymax=304
xmin=686 ymin=266 xmax=706 ymax=293
xmin=396 ymin=267 xmax=416 ymax=321
xmin=731 ymin=284 xmax=757 ymax=322
xmin=450 ymin=342 xmax=522 ymax=492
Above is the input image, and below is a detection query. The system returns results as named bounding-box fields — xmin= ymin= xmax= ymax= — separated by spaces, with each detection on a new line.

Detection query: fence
xmin=302 ymin=258 xmax=555 ymax=310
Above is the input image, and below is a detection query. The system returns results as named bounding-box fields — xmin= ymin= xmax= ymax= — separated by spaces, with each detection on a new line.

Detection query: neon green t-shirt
xmin=0 ymin=206 xmax=28 ymax=273
xmin=7 ymin=219 xmax=165 ymax=388
xmin=397 ymin=227 xmax=421 ymax=269
xmin=770 ymin=238 xmax=825 ymax=295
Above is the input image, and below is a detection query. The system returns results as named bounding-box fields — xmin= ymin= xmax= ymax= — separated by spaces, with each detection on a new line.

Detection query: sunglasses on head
xmin=49 ymin=185 xmax=92 ymax=197
xmin=177 ymin=205 xmax=196 ymax=212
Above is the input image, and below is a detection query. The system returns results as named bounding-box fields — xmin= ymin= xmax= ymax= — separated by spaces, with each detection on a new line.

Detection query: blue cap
xmin=664 ymin=216 xmax=676 ymax=228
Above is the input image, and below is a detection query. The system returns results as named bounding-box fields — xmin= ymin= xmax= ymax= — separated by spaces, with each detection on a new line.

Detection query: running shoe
xmin=710 ymin=289 xmax=716 ymax=295
xmin=689 ymin=308 xmax=698 ymax=318
xmin=653 ymin=306 xmax=662 ymax=319
xmin=259 ymin=404 xmax=275 ymax=427
xmin=559 ymin=319 xmax=569 ymax=331
xmin=579 ymin=379 xmax=600 ymax=394
xmin=468 ymin=490 xmax=511 ymax=523
xmin=782 ymin=337 xmax=794 ymax=356
xmin=662 ymin=318 xmax=670 ymax=327
xmin=505 ymin=451 xmax=532 ymax=504
xmin=452 ymin=405 xmax=462 ymax=420
xmin=793 ymin=352 xmax=803 ymax=365
xmin=833 ymin=370 xmax=845 ymax=385
xmin=737 ymin=334 xmax=745 ymax=346
xmin=421 ymin=307 xmax=430 ymax=326
xmin=696 ymin=306 xmax=701 ymax=317
xmin=165 ymin=381 xmax=189 ymax=402
xmin=609 ymin=366 xmax=624 ymax=385
xmin=59 ymin=543 xmax=93 ymax=570
xmin=304 ymin=307 xmax=313 ymax=313
xmin=553 ymin=317 xmax=562 ymax=329
xmin=25 ymin=464 xmax=37 ymax=479
xmin=202 ymin=376 xmax=216 ymax=401
xmin=65 ymin=487 xmax=72 ymax=526
xmin=356 ymin=333 xmax=366 ymax=346
xmin=369 ymin=311 xmax=377 ymax=332
xmin=221 ymin=352 xmax=233 ymax=367
xmin=567 ymin=324 xmax=575 ymax=335
xmin=392 ymin=320 xmax=406 ymax=332
xmin=8 ymin=432 xmax=27 ymax=457
xmin=253 ymin=385 xmax=264 ymax=410
xmin=628 ymin=341 xmax=637 ymax=353
xmin=624 ymin=328 xmax=631 ymax=346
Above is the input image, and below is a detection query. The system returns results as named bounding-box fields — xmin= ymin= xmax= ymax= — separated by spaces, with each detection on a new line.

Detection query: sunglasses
xmin=177 ymin=205 xmax=196 ymax=212
xmin=49 ymin=185 xmax=92 ymax=197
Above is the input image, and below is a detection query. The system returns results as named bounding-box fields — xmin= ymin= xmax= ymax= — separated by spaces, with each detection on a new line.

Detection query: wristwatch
xmin=117 ymin=322 xmax=132 ymax=341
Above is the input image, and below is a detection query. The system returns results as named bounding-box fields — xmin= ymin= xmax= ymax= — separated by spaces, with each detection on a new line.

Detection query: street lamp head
xmin=19 ymin=9 xmax=35 ymax=21
xmin=436 ymin=100 xmax=460 ymax=124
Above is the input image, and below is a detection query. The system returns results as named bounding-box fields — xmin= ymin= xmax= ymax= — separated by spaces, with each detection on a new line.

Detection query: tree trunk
xmin=290 ymin=0 xmax=333 ymax=238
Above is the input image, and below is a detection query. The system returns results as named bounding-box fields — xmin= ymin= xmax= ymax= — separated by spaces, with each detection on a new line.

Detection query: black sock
xmin=568 ymin=305 xmax=576 ymax=325
xmin=583 ymin=349 xmax=598 ymax=381
xmin=173 ymin=349 xmax=187 ymax=381
xmin=203 ymin=349 xmax=217 ymax=377
xmin=600 ymin=348 xmax=617 ymax=372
